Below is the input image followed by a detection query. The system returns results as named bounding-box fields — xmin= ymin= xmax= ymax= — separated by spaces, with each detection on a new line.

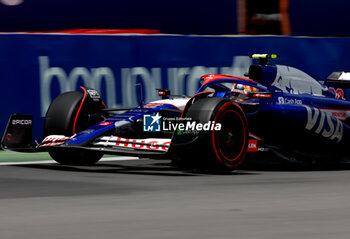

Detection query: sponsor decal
xmin=247 ymin=139 xmax=258 ymax=152
xmin=86 ymin=89 xmax=100 ymax=101
xmin=277 ymin=97 xmax=302 ymax=105
xmin=12 ymin=119 xmax=32 ymax=125
xmin=39 ymin=56 xmax=251 ymax=116
xmin=332 ymin=112 xmax=346 ymax=119
xmin=40 ymin=135 xmax=72 ymax=146
xmin=305 ymin=106 xmax=343 ymax=143
xmin=329 ymin=87 xmax=346 ymax=100
xmin=316 ymin=108 xmax=350 ymax=121
xmin=94 ymin=136 xmax=170 ymax=152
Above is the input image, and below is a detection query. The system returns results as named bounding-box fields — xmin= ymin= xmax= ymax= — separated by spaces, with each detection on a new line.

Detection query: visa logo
xmin=305 ymin=106 xmax=343 ymax=143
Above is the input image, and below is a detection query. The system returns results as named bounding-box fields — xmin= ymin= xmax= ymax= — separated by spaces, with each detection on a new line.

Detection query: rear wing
xmin=326 ymin=72 xmax=350 ymax=84
xmin=324 ymin=72 xmax=350 ymax=100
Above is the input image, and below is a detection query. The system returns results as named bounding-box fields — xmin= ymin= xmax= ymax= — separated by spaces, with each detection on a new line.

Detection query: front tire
xmin=44 ymin=91 xmax=103 ymax=165
xmin=48 ymin=150 xmax=103 ymax=166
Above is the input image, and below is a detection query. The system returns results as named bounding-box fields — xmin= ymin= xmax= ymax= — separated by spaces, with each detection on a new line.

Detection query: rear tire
xmin=44 ymin=91 xmax=103 ymax=165
xmin=177 ymin=98 xmax=249 ymax=172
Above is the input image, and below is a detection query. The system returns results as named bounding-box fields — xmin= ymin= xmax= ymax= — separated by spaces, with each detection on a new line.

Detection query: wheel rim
xmin=213 ymin=108 xmax=247 ymax=162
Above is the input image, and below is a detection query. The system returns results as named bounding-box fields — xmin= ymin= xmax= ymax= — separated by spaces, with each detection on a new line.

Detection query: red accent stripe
xmin=318 ymin=108 xmax=350 ymax=111
xmin=72 ymin=87 xmax=87 ymax=135
xmin=201 ymin=74 xmax=254 ymax=86
xmin=18 ymin=29 xmax=160 ymax=35
xmin=212 ymin=102 xmax=248 ymax=168
xmin=101 ymin=101 xmax=107 ymax=108
xmin=165 ymin=103 xmax=181 ymax=111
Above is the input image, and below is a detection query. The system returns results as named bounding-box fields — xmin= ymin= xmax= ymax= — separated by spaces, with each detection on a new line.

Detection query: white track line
xmin=0 ymin=156 xmax=139 ymax=166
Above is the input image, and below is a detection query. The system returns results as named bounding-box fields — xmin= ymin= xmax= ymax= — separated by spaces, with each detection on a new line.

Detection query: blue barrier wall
xmin=1 ymin=34 xmax=350 ymax=140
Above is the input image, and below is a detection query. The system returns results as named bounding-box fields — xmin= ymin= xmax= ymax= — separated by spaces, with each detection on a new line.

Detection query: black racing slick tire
xmin=177 ymin=97 xmax=249 ymax=172
xmin=44 ymin=91 xmax=103 ymax=165
xmin=44 ymin=91 xmax=84 ymax=137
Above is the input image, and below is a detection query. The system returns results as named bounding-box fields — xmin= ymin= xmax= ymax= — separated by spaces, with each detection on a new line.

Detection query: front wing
xmin=1 ymin=114 xmax=172 ymax=159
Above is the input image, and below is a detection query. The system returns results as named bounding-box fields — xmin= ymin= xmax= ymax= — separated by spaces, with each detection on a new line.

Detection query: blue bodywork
xmin=195 ymin=64 xmax=350 ymax=159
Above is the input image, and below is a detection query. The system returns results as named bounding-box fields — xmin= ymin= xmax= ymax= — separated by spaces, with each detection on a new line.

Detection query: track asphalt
xmin=0 ymin=151 xmax=137 ymax=164
xmin=1 ymin=155 xmax=350 ymax=238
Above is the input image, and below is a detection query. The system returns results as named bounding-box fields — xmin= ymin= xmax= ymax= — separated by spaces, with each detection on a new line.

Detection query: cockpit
xmin=197 ymin=78 xmax=268 ymax=101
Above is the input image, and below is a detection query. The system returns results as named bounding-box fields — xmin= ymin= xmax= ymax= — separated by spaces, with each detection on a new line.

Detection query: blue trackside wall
xmin=1 ymin=34 xmax=350 ymax=140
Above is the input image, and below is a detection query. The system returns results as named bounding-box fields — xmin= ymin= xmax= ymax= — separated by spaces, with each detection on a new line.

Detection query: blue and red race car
xmin=3 ymin=54 xmax=350 ymax=171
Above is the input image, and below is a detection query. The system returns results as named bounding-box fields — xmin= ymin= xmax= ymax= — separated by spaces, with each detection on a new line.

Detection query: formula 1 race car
xmin=3 ymin=54 xmax=350 ymax=172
